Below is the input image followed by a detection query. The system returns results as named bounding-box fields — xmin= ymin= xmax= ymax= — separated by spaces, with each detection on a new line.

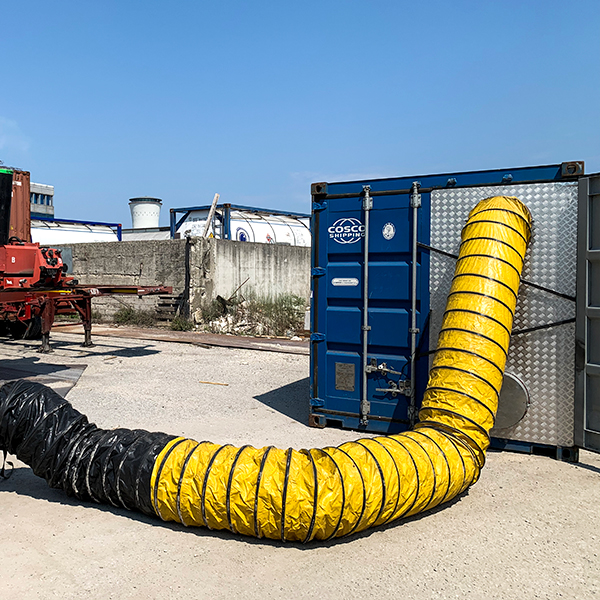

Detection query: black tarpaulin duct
xmin=0 ymin=379 xmax=174 ymax=515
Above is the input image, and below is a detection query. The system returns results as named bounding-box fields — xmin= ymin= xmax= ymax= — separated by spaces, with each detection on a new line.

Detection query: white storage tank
xmin=173 ymin=204 xmax=311 ymax=246
xmin=129 ymin=197 xmax=162 ymax=229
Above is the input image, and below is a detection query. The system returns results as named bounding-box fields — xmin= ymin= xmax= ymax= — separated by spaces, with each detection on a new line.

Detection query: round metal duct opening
xmin=493 ymin=372 xmax=529 ymax=431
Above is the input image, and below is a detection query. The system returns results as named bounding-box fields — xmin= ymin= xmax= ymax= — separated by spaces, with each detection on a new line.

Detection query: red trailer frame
xmin=0 ymin=284 xmax=172 ymax=352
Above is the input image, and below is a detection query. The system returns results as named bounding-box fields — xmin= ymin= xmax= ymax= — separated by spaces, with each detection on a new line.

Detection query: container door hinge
xmin=310 ymin=397 xmax=325 ymax=408
xmin=310 ymin=332 xmax=326 ymax=342
xmin=311 ymin=267 xmax=326 ymax=278
xmin=312 ymin=201 xmax=327 ymax=212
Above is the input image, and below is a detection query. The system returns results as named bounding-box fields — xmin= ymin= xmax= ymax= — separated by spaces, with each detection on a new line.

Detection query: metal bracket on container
xmin=310 ymin=397 xmax=325 ymax=408
xmin=311 ymin=267 xmax=326 ymax=278
xmin=375 ymin=380 xmax=411 ymax=398
xmin=359 ymin=402 xmax=371 ymax=426
xmin=311 ymin=183 xmax=328 ymax=213
xmin=310 ymin=332 xmax=325 ymax=342
xmin=311 ymin=182 xmax=328 ymax=196
xmin=362 ymin=185 xmax=373 ymax=211
xmin=365 ymin=359 xmax=404 ymax=377
xmin=561 ymin=161 xmax=584 ymax=178
xmin=410 ymin=182 xmax=421 ymax=208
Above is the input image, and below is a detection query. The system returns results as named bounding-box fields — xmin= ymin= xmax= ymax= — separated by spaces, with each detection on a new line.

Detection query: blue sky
xmin=1 ymin=0 xmax=598 ymax=227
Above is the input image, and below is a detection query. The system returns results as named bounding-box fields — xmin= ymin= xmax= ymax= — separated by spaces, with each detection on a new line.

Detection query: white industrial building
xmin=30 ymin=182 xmax=55 ymax=219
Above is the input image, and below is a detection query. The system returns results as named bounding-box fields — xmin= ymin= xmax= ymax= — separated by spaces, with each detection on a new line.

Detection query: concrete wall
xmin=59 ymin=239 xmax=187 ymax=320
xmin=59 ymin=238 xmax=311 ymax=322
xmin=209 ymin=239 xmax=310 ymax=299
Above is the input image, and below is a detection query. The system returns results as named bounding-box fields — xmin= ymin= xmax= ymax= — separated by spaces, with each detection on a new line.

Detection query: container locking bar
xmin=360 ymin=185 xmax=373 ymax=426
xmin=369 ymin=360 xmax=411 ymax=398
xmin=375 ymin=381 xmax=411 ymax=397
xmin=409 ymin=182 xmax=421 ymax=425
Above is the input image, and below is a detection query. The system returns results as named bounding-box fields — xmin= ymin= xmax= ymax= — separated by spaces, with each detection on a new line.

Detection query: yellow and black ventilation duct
xmin=0 ymin=196 xmax=531 ymax=542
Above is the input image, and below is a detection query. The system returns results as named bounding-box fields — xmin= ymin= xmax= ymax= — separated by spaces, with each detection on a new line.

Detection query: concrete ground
xmin=1 ymin=333 xmax=599 ymax=600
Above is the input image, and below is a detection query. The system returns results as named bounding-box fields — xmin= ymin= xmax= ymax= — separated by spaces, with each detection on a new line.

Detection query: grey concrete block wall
xmin=60 ymin=239 xmax=187 ymax=287
xmin=59 ymin=240 xmax=187 ymax=320
xmin=59 ymin=238 xmax=311 ymax=323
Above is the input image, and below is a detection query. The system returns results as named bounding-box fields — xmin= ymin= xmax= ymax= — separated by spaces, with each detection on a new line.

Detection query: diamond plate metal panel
xmin=429 ymin=182 xmax=578 ymax=446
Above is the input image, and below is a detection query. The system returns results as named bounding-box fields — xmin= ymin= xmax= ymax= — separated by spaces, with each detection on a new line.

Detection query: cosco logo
xmin=328 ymin=218 xmax=365 ymax=244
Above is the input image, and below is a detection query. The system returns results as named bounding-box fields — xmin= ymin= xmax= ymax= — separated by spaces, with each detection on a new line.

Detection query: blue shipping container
xmin=309 ymin=163 xmax=579 ymax=434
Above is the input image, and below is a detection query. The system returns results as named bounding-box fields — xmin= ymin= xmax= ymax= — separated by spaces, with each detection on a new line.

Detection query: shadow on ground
xmin=0 ymin=356 xmax=83 ymax=380
xmin=1 ymin=338 xmax=160 ymax=359
xmin=0 ymin=465 xmax=470 ymax=549
xmin=574 ymin=461 xmax=600 ymax=475
xmin=49 ymin=340 xmax=161 ymax=359
xmin=0 ymin=356 xmax=87 ymax=397
xmin=253 ymin=377 xmax=310 ymax=424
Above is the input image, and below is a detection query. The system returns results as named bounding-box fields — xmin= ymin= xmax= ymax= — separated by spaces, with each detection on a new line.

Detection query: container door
xmin=575 ymin=173 xmax=600 ymax=453
xmin=10 ymin=171 xmax=31 ymax=243
xmin=310 ymin=180 xmax=430 ymax=434
xmin=0 ymin=169 xmax=12 ymax=245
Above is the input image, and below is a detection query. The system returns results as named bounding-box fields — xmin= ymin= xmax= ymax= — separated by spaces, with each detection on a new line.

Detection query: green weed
xmin=113 ymin=306 xmax=157 ymax=328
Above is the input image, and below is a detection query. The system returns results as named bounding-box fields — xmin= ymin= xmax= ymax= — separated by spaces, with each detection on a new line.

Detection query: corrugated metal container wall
xmin=10 ymin=170 xmax=31 ymax=242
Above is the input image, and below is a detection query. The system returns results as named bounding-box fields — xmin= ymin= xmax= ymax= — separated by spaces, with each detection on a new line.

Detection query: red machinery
xmin=0 ymin=167 xmax=171 ymax=352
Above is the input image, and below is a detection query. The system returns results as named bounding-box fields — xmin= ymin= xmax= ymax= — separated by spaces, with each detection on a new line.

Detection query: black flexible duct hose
xmin=0 ymin=380 xmax=174 ymax=515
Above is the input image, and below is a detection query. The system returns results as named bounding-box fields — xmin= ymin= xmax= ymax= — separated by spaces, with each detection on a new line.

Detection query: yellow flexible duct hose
xmin=150 ymin=196 xmax=532 ymax=541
